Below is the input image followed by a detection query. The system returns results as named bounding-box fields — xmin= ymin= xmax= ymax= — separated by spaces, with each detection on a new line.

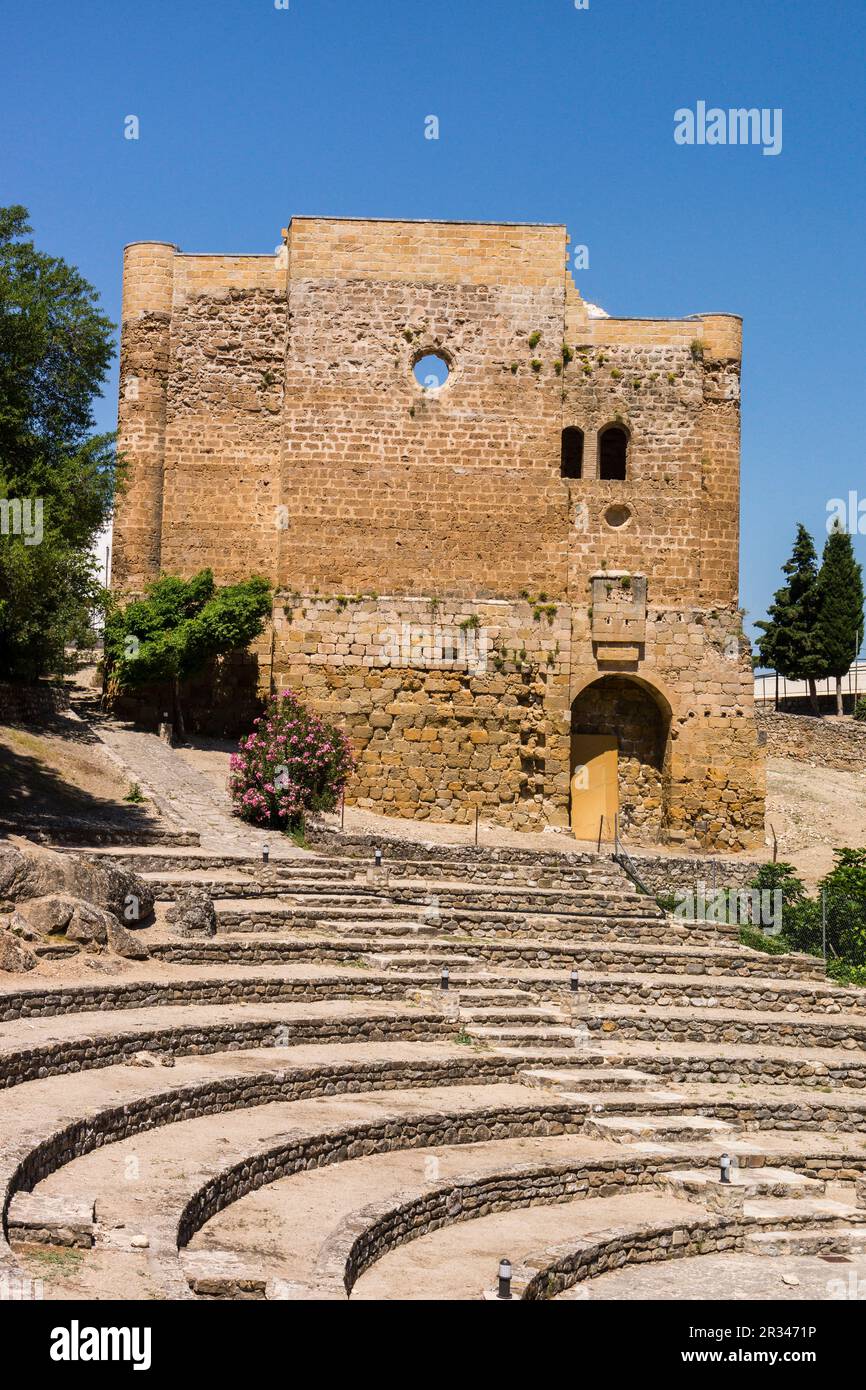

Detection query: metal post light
xmin=570 ymin=968 xmax=579 ymax=994
xmin=498 ymin=1258 xmax=512 ymax=1300
xmin=374 ymin=847 xmax=382 ymax=868
xmin=440 ymin=966 xmax=449 ymax=992
xmin=720 ymin=1153 xmax=731 ymax=1184
xmin=262 ymin=845 xmax=269 ymax=865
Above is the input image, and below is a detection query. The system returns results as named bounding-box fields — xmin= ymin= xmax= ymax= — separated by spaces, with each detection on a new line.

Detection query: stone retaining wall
xmin=180 ymin=1115 xmax=866 ymax=1266
xmin=213 ymin=903 xmax=742 ymax=947
xmin=757 ymin=708 xmax=866 ymax=776
xmin=0 ymin=1013 xmax=454 ymax=1090
xmin=627 ymin=852 xmax=764 ymax=893
xmin=582 ymin=1010 xmax=865 ymax=1050
xmin=0 ymin=682 xmax=69 ymax=722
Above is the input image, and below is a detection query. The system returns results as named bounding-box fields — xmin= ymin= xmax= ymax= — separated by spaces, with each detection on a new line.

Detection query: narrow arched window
xmin=598 ymin=425 xmax=629 ymax=481
xmin=560 ymin=426 xmax=584 ymax=479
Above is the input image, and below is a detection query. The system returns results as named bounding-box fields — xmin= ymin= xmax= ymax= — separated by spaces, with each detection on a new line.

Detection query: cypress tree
xmin=815 ymin=522 xmax=865 ymax=715
xmin=755 ymin=524 xmax=824 ymax=714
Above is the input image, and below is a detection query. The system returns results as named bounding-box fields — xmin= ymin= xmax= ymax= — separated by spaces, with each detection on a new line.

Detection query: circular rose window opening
xmin=604 ymin=504 xmax=632 ymax=529
xmin=413 ymin=352 xmax=451 ymax=389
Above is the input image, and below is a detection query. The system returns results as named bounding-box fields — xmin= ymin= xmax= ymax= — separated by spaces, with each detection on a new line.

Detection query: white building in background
xmin=754 ymin=663 xmax=866 ymax=706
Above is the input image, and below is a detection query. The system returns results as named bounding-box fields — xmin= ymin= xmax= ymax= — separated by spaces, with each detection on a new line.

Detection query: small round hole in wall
xmin=604 ymin=504 xmax=632 ymax=530
xmin=413 ymin=352 xmax=451 ymax=389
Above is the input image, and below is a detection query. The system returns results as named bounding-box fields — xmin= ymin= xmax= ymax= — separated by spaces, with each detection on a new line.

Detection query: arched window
xmin=560 ymin=426 xmax=584 ymax=479
xmin=598 ymin=425 xmax=629 ymax=480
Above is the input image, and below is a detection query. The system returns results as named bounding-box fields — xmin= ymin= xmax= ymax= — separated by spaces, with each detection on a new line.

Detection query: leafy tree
xmin=814 ymin=523 xmax=864 ymax=715
xmin=0 ymin=205 xmax=116 ymax=678
xmin=104 ymin=569 xmax=272 ymax=739
xmin=819 ymin=849 xmax=866 ymax=966
xmin=755 ymin=524 xmax=824 ymax=714
xmin=229 ymin=689 xmax=354 ymax=833
xmin=746 ymin=851 xmax=866 ymax=970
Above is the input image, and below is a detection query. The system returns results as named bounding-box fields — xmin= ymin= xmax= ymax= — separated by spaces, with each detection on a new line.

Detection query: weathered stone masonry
xmin=112 ymin=217 xmax=765 ymax=848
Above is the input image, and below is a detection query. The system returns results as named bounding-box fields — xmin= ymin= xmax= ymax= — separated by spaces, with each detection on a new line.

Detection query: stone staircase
xmin=1 ymin=836 xmax=864 ymax=1302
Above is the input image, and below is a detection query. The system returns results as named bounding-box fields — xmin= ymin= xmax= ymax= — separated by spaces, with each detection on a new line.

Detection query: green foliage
xmin=819 ymin=849 xmax=866 ymax=965
xmin=755 ymin=524 xmax=824 ymax=683
xmin=738 ymin=925 xmax=789 ymax=956
xmin=104 ymin=569 xmax=272 ymax=694
xmin=814 ymin=524 xmax=864 ymax=679
xmin=749 ymin=860 xmax=807 ymax=906
xmin=854 ymin=697 xmax=866 ymax=721
xmin=825 ymin=958 xmax=866 ymax=988
xmin=743 ymin=854 xmax=866 ymax=975
xmin=756 ymin=522 xmax=864 ymax=703
xmin=0 ymin=206 xmax=117 ymax=677
xmin=527 ymin=331 xmax=542 ymax=349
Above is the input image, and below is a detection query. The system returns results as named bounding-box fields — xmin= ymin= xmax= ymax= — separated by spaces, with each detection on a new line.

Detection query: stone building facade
xmin=111 ymin=216 xmax=765 ymax=850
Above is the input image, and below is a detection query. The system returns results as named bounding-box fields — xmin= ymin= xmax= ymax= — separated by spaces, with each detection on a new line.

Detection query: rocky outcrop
xmin=165 ymin=889 xmax=217 ymax=938
xmin=0 ymin=839 xmax=152 ymax=970
xmin=10 ymin=894 xmax=149 ymax=961
xmin=0 ymin=931 xmax=36 ymax=973
xmin=0 ymin=839 xmax=155 ymax=924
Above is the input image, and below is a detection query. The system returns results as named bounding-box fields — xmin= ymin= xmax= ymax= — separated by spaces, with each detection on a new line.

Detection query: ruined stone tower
xmin=112 ymin=216 xmax=765 ymax=850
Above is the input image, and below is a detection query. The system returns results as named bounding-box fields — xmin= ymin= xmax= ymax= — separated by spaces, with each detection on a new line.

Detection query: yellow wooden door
xmin=570 ymin=734 xmax=618 ymax=841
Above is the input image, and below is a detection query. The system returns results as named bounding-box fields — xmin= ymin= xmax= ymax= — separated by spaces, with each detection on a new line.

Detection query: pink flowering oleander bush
xmin=229 ymin=689 xmax=354 ymax=830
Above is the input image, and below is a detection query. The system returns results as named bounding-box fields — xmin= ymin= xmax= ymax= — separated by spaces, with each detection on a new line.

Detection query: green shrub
xmin=854 ymin=697 xmax=866 ymax=721
xmin=229 ymin=689 xmax=354 ymax=832
xmin=738 ymin=925 xmax=790 ymax=956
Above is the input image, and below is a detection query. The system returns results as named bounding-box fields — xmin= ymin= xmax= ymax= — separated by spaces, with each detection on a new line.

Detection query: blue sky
xmin=3 ymin=0 xmax=864 ymax=642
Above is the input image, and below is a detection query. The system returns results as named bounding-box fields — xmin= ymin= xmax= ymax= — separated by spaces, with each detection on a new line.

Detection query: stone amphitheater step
xmin=584 ymin=1114 xmax=736 ymax=1144
xmin=143 ymin=870 xmax=663 ymax=915
xmin=666 ymin=1166 xmax=827 ymax=1204
xmin=212 ymin=905 xmax=692 ymax=942
xmin=10 ymin=1000 xmax=866 ymax=1301
xmin=284 ymin=916 xmax=740 ymax=947
xmin=153 ymin=928 xmax=823 ymax=979
xmin=90 ymin=845 xmax=642 ymax=891
xmin=558 ymin=1001 xmax=866 ymax=1051
xmin=348 ymin=1184 xmax=866 ymax=1302
xmin=745 ymin=1224 xmax=866 ymax=1256
xmin=497 ymin=1040 xmax=866 ymax=1089
xmin=519 ymin=1065 xmax=659 ymax=1093
xmin=457 ymin=1006 xmax=568 ymax=1026
xmin=7 ymin=1192 xmax=96 ymax=1248
xmin=12 ymin=1069 xmax=861 ymax=1301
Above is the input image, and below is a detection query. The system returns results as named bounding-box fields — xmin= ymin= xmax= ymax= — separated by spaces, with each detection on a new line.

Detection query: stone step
xmin=212 ymin=904 xmax=743 ymax=948
xmin=584 ymin=1114 xmax=736 ymax=1144
xmin=155 ymin=931 xmax=825 ymax=981
xmin=468 ymin=1024 xmax=585 ymax=1048
xmin=745 ymin=1225 xmax=866 ymax=1257
xmin=568 ymin=1003 xmax=866 ymax=1053
xmin=458 ymin=1007 xmax=566 ymax=1026
xmin=457 ymin=987 xmax=527 ymax=1004
xmin=180 ymin=1249 xmax=269 ymax=1299
xmin=666 ymin=1166 xmax=826 ymax=1209
xmin=518 ymin=1066 xmax=660 ymax=1093
xmin=7 ymin=1193 xmax=96 ymax=1248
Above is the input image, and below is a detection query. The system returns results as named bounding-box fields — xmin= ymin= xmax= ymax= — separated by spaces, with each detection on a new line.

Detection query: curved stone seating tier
xmin=7 ymin=1063 xmax=866 ymax=1299
xmin=3 ymin=838 xmax=864 ymax=1301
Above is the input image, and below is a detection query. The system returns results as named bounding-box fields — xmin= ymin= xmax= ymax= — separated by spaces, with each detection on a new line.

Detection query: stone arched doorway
xmin=569 ymin=676 xmax=671 ymax=843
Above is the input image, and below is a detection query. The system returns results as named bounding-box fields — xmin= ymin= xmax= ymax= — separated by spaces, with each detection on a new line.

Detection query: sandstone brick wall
xmin=111 ymin=216 xmax=765 ymax=850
